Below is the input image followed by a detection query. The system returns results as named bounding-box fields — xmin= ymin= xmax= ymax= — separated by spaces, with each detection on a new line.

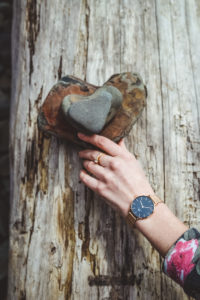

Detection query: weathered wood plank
xmin=156 ymin=1 xmax=200 ymax=299
xmin=8 ymin=0 xmax=200 ymax=299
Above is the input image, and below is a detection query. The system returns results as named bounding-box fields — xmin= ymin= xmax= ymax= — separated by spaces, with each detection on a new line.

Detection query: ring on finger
xmin=94 ymin=153 xmax=105 ymax=166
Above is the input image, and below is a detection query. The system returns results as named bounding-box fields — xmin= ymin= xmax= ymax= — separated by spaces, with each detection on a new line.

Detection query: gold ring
xmin=94 ymin=153 xmax=104 ymax=165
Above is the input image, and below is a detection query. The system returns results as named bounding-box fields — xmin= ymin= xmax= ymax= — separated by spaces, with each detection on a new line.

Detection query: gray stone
xmin=61 ymin=85 xmax=122 ymax=133
xmin=69 ymin=96 xmax=111 ymax=133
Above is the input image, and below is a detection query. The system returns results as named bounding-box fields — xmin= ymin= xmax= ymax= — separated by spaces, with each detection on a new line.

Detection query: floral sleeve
xmin=163 ymin=228 xmax=200 ymax=299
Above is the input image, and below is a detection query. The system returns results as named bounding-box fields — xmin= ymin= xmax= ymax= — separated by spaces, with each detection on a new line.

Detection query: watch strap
xmin=150 ymin=194 xmax=163 ymax=205
xmin=126 ymin=210 xmax=137 ymax=226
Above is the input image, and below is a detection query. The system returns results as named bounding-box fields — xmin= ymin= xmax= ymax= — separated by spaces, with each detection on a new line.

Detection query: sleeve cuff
xmin=163 ymin=228 xmax=200 ymax=298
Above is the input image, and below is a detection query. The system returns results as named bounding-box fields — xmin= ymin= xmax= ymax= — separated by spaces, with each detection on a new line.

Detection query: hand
xmin=78 ymin=133 xmax=155 ymax=218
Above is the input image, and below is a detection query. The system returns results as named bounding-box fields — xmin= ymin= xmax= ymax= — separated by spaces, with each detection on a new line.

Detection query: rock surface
xmin=38 ymin=72 xmax=147 ymax=148
xmin=61 ymin=85 xmax=122 ymax=134
xmin=65 ymin=95 xmax=112 ymax=134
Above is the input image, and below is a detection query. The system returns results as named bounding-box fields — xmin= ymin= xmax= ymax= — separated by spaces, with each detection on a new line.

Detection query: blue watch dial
xmin=131 ymin=196 xmax=154 ymax=218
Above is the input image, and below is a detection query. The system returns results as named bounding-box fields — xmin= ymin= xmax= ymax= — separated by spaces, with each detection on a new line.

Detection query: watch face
xmin=131 ymin=196 xmax=154 ymax=218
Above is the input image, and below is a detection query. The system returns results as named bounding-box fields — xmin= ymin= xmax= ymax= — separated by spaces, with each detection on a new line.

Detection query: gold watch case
xmin=126 ymin=194 xmax=163 ymax=227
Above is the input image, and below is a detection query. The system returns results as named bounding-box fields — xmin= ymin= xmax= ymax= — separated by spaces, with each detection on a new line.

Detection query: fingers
xmin=80 ymin=170 xmax=119 ymax=212
xmin=79 ymin=150 xmax=112 ymax=167
xmin=78 ymin=132 xmax=123 ymax=157
xmin=82 ymin=160 xmax=107 ymax=181
xmin=118 ymin=138 xmax=127 ymax=150
xmin=80 ymin=169 xmax=100 ymax=191
xmin=118 ymin=138 xmax=135 ymax=160
xmin=79 ymin=170 xmax=119 ymax=213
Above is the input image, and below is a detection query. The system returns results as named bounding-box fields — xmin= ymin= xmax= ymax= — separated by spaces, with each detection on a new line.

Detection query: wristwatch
xmin=126 ymin=194 xmax=163 ymax=226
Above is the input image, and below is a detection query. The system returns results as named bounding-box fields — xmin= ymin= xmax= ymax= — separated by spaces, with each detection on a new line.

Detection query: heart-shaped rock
xmin=64 ymin=95 xmax=112 ymax=133
xmin=61 ymin=85 xmax=122 ymax=134
xmin=38 ymin=72 xmax=147 ymax=148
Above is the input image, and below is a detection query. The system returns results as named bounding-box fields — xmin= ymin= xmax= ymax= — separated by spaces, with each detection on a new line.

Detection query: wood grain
xmin=8 ymin=0 xmax=200 ymax=299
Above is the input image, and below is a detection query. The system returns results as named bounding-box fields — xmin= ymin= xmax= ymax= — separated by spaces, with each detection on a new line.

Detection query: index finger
xmin=77 ymin=132 xmax=123 ymax=157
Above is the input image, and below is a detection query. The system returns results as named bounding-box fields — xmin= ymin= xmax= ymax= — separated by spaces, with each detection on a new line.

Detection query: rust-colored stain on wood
xmin=56 ymin=159 xmax=76 ymax=299
xmin=37 ymin=134 xmax=50 ymax=193
xmin=78 ymin=189 xmax=98 ymax=275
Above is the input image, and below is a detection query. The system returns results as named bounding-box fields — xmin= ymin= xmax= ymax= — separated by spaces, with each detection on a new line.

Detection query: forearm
xmin=78 ymin=133 xmax=200 ymax=297
xmin=133 ymin=202 xmax=188 ymax=257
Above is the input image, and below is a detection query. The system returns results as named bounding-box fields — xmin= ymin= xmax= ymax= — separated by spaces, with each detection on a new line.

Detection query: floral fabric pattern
xmin=164 ymin=238 xmax=198 ymax=285
xmin=163 ymin=228 xmax=200 ymax=299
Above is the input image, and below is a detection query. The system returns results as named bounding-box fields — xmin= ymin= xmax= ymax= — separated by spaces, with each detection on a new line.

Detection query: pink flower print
xmin=164 ymin=238 xmax=198 ymax=286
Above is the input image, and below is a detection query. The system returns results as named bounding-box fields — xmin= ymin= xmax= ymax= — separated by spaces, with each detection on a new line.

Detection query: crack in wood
xmin=88 ymin=274 xmax=136 ymax=286
xmin=58 ymin=56 xmax=62 ymax=79
xmin=26 ymin=0 xmax=41 ymax=82
xmin=84 ymin=0 xmax=90 ymax=81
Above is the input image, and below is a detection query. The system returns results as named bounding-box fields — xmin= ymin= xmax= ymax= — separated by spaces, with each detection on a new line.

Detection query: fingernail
xmin=77 ymin=132 xmax=85 ymax=139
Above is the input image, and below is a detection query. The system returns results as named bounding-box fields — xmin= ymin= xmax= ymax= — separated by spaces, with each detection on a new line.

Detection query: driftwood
xmin=8 ymin=0 xmax=200 ymax=299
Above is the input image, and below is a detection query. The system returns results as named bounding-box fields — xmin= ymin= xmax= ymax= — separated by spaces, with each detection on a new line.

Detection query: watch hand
xmin=140 ymin=200 xmax=144 ymax=208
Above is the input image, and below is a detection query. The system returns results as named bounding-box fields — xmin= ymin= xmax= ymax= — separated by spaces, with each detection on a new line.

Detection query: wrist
xmin=125 ymin=193 xmax=188 ymax=257
xmin=135 ymin=202 xmax=188 ymax=256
